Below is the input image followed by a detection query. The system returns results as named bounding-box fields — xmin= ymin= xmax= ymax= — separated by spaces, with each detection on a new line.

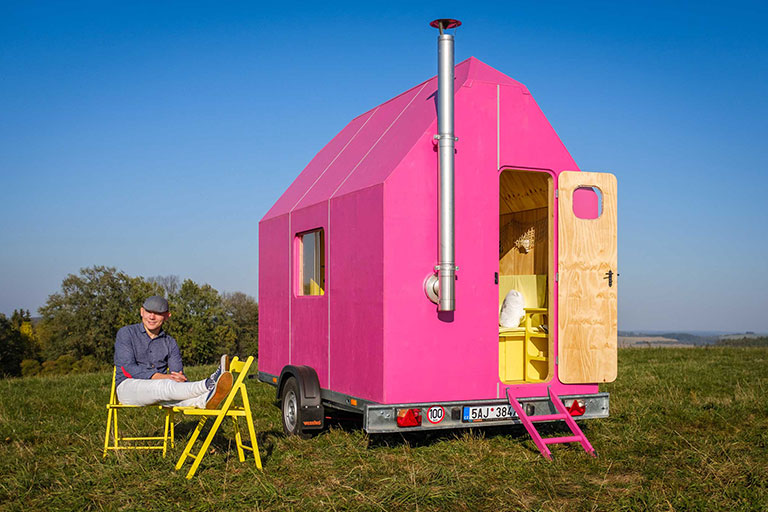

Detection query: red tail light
xmin=396 ymin=408 xmax=422 ymax=427
xmin=567 ymin=400 xmax=585 ymax=416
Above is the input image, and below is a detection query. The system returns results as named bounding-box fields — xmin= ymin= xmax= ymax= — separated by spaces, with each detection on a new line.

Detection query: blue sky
xmin=1 ymin=1 xmax=767 ymax=331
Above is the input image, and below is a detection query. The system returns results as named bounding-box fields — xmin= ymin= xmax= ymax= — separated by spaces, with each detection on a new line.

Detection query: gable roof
xmin=262 ymin=57 xmax=534 ymax=221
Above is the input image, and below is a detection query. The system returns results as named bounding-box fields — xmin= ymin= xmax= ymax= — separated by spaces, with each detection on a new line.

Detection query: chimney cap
xmin=430 ymin=19 xmax=462 ymax=33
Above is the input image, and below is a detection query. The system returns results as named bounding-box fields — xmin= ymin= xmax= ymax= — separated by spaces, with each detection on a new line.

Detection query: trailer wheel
xmin=280 ymin=377 xmax=309 ymax=438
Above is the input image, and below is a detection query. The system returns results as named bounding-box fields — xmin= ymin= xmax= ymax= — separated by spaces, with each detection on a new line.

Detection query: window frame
xmin=295 ymin=228 xmax=326 ymax=297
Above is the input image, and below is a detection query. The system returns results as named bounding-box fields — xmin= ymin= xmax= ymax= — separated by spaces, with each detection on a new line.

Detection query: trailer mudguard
xmin=277 ymin=365 xmax=324 ymax=430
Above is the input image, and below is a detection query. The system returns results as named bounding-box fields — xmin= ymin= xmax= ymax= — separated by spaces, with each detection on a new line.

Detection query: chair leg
xmin=175 ymin=417 xmax=207 ymax=470
xmin=186 ymin=413 xmax=227 ymax=479
xmin=103 ymin=408 xmax=114 ymax=457
xmin=162 ymin=409 xmax=171 ymax=458
xmin=112 ymin=409 xmax=120 ymax=449
xmin=170 ymin=410 xmax=175 ymax=448
xmin=241 ymin=388 xmax=263 ymax=469
xmin=232 ymin=417 xmax=245 ymax=462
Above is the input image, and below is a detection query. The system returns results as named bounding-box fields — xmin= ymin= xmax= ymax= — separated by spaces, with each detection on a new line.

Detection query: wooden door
xmin=558 ymin=171 xmax=617 ymax=383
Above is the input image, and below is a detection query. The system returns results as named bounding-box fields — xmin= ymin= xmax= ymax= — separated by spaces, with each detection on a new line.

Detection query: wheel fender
xmin=277 ymin=365 xmax=324 ymax=430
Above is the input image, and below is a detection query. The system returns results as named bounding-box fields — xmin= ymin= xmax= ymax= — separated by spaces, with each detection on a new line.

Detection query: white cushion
xmin=499 ymin=289 xmax=525 ymax=328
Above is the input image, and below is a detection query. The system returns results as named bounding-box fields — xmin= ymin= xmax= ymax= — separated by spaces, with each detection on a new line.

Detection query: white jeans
xmin=116 ymin=378 xmax=209 ymax=409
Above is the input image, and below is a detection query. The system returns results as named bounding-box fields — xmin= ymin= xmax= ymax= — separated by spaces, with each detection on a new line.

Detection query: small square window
xmin=573 ymin=186 xmax=603 ymax=219
xmin=298 ymin=229 xmax=325 ymax=296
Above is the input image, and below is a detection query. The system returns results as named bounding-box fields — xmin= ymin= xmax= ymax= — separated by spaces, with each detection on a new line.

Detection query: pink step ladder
xmin=505 ymin=386 xmax=597 ymax=460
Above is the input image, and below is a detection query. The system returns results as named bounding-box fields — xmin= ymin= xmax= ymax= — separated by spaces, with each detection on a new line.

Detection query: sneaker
xmin=221 ymin=354 xmax=230 ymax=372
xmin=205 ymin=354 xmax=230 ymax=390
xmin=204 ymin=371 xmax=233 ymax=410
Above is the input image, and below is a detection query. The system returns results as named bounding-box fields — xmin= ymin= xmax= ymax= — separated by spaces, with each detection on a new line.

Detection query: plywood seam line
xmin=289 ymin=109 xmax=379 ymax=214
xmin=288 ymin=213 xmax=292 ymax=365
xmin=496 ymin=84 xmax=500 ymax=171
xmin=381 ymin=182 xmax=387 ymax=405
xmin=348 ymin=75 xmax=435 ymax=123
xmin=330 ymin=82 xmax=429 ymax=200
xmin=327 ymin=201 xmax=331 ymax=388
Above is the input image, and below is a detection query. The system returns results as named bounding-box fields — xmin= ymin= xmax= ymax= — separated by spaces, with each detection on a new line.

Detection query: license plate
xmin=462 ymin=405 xmax=516 ymax=422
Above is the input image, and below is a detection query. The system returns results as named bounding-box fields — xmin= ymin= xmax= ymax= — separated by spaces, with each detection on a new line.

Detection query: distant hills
xmin=619 ymin=331 xmax=768 ymax=347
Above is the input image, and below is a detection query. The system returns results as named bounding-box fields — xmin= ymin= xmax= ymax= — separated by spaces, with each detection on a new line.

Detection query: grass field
xmin=1 ymin=348 xmax=767 ymax=511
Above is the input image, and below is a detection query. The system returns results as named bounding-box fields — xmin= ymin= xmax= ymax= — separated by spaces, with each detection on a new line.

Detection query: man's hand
xmin=170 ymin=371 xmax=188 ymax=382
xmin=150 ymin=371 xmax=188 ymax=382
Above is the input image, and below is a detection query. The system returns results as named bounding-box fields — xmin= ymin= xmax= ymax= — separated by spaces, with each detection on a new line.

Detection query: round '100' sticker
xmin=426 ymin=406 xmax=445 ymax=424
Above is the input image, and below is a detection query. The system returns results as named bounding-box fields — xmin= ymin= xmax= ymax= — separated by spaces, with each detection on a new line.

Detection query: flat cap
xmin=142 ymin=295 xmax=169 ymax=313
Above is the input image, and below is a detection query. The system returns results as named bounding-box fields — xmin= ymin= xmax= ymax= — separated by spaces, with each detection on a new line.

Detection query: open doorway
xmin=498 ymin=169 xmax=553 ymax=383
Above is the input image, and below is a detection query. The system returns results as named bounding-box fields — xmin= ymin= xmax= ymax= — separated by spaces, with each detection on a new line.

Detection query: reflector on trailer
xmin=567 ymin=399 xmax=585 ymax=416
xmin=396 ymin=408 xmax=422 ymax=427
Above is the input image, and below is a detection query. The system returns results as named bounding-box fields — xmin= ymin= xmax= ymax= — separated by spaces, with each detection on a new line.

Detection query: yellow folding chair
xmin=103 ymin=367 xmax=175 ymax=458
xmin=173 ymin=355 xmax=263 ymax=478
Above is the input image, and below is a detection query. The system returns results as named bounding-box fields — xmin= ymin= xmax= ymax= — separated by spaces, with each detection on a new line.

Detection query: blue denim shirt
xmin=114 ymin=323 xmax=183 ymax=387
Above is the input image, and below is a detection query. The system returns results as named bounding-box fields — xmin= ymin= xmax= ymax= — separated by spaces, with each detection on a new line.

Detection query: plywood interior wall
xmin=500 ymin=171 xmax=549 ymax=214
xmin=499 ymin=208 xmax=548 ymax=275
xmin=499 ymin=171 xmax=550 ymax=276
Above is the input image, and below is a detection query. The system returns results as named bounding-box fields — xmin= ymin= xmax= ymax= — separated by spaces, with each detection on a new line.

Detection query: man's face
xmin=140 ymin=307 xmax=170 ymax=333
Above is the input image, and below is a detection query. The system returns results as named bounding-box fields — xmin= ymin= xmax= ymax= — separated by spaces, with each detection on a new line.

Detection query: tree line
xmin=0 ymin=266 xmax=258 ymax=378
xmin=716 ymin=336 xmax=768 ymax=347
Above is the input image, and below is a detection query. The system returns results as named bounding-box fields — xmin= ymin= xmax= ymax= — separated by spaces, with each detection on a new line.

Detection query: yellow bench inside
xmin=498 ymin=274 xmax=550 ymax=383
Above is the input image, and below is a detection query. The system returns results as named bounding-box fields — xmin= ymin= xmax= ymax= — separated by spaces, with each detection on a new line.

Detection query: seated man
xmin=114 ymin=295 xmax=232 ymax=409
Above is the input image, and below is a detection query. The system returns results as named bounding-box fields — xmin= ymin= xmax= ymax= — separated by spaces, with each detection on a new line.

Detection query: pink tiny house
xmin=258 ymin=21 xmax=616 ymax=455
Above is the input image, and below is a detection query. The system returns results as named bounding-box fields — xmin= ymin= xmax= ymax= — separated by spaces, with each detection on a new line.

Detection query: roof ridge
xmin=348 ymin=58 xmax=480 ymax=122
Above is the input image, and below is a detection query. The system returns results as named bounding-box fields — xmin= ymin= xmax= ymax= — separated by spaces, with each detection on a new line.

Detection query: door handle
xmin=603 ymin=270 xmax=619 ymax=287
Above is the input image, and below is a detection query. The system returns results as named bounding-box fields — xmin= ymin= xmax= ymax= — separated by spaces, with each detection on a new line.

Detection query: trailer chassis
xmin=258 ymin=370 xmax=609 ymax=435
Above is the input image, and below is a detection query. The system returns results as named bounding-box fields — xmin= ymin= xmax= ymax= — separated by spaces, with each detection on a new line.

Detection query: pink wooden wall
xmin=327 ymin=185 xmax=384 ymax=399
xmin=258 ymin=215 xmax=289 ymax=376
xmin=381 ymin=66 xmax=598 ymax=403
xmin=260 ymin=57 xmax=601 ymax=405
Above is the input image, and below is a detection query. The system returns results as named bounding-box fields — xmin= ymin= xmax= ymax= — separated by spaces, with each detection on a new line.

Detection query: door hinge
xmin=555 ymin=189 xmax=559 ymax=198
xmin=555 ymin=272 xmax=559 ymax=282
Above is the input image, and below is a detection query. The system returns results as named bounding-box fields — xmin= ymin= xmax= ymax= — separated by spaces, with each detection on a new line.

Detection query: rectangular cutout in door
xmin=573 ymin=186 xmax=603 ymax=219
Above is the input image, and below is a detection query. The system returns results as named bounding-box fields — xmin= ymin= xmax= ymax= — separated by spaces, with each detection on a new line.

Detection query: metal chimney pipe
xmin=431 ymin=18 xmax=461 ymax=312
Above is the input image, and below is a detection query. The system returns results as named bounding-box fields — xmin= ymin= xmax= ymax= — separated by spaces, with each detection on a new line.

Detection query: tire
xmin=280 ymin=377 xmax=309 ymax=438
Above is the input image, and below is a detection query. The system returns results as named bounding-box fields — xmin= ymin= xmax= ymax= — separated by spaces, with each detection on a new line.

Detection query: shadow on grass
xmin=365 ymin=420 xmax=595 ymax=457
xmin=322 ymin=408 xmax=366 ymax=433
xmin=171 ymin=419 xmax=284 ymax=460
xmin=315 ymin=406 xmax=595 ymax=457
xmin=256 ymin=429 xmax=284 ymax=465
xmin=169 ymin=418 xmax=286 ymax=469
xmin=171 ymin=419 xmax=232 ymax=454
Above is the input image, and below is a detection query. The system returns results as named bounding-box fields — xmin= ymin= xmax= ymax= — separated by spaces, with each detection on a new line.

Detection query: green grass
xmin=1 ymin=348 xmax=767 ymax=511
